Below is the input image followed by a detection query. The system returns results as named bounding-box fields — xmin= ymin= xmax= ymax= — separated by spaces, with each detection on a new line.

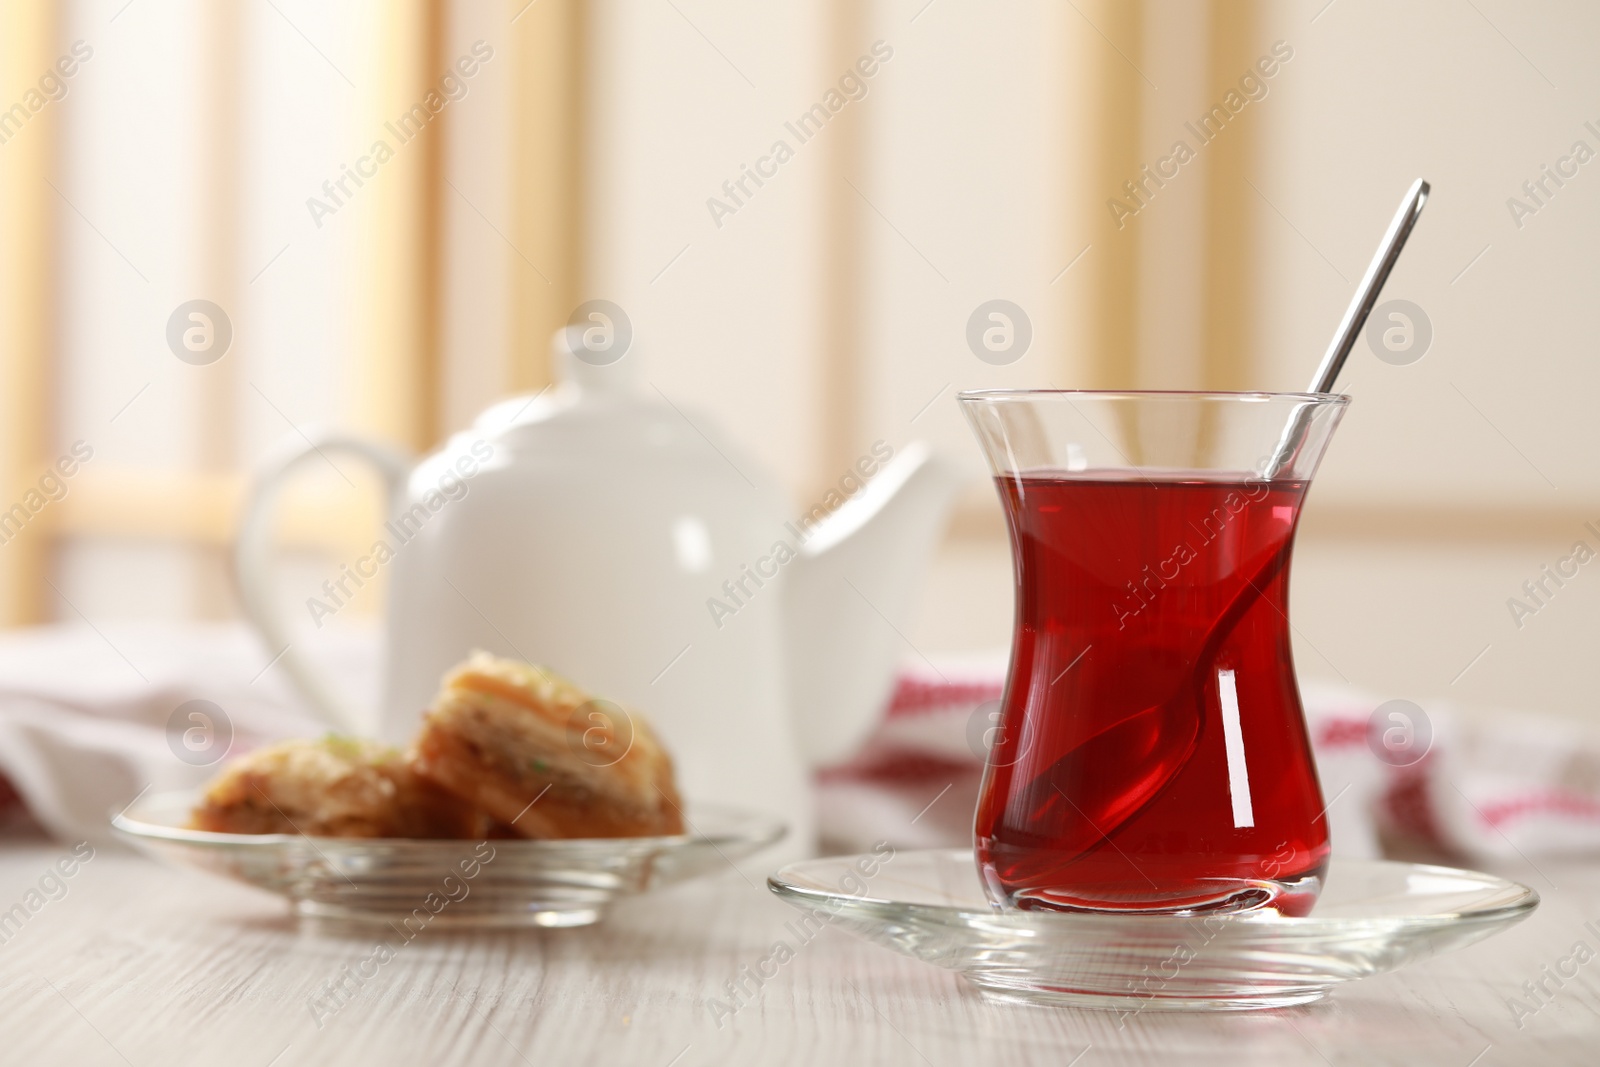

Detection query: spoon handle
xmin=1307 ymin=178 xmax=1430 ymax=394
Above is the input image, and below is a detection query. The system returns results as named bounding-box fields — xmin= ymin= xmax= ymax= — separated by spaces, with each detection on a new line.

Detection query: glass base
xmin=969 ymin=979 xmax=1328 ymax=1013
xmin=293 ymin=900 xmax=605 ymax=928
xmin=112 ymin=790 xmax=786 ymax=930
xmin=768 ymin=849 xmax=1538 ymax=1015
xmin=1008 ymin=871 xmax=1325 ymax=917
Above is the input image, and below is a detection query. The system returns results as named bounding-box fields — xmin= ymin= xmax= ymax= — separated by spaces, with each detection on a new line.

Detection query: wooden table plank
xmin=0 ymin=840 xmax=1594 ymax=1066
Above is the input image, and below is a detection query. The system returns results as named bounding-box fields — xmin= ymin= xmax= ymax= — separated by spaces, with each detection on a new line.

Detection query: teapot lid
xmin=463 ymin=329 xmax=766 ymax=495
xmin=471 ymin=325 xmax=646 ymax=435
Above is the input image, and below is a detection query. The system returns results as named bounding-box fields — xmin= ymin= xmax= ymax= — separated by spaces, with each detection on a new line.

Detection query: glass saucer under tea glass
xmin=768 ymin=848 xmax=1537 ymax=1011
xmin=116 ymin=789 xmax=785 ymax=927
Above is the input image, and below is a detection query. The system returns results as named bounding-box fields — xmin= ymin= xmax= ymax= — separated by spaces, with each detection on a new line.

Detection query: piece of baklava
xmin=190 ymin=735 xmax=510 ymax=838
xmin=411 ymin=652 xmax=685 ymax=839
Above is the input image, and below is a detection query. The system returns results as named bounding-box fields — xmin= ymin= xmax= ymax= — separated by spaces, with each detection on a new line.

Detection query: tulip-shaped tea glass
xmin=961 ymin=390 xmax=1348 ymax=917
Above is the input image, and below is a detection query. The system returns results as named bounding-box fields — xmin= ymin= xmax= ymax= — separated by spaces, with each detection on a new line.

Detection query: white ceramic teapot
xmin=234 ymin=334 xmax=959 ymax=849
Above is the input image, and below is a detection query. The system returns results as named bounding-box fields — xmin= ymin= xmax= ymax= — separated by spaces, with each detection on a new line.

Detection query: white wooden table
xmin=0 ymin=835 xmax=1594 ymax=1066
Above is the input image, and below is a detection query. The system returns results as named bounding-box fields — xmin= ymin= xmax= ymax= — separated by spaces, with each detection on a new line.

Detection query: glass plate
xmin=768 ymin=849 xmax=1538 ymax=1012
xmin=115 ymin=789 xmax=785 ymax=927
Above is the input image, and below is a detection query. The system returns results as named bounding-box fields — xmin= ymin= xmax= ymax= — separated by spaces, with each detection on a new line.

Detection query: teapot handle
xmin=233 ymin=430 xmax=412 ymax=734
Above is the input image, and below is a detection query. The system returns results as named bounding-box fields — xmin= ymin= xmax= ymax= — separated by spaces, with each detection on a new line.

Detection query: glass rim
xmin=957 ymin=388 xmax=1350 ymax=405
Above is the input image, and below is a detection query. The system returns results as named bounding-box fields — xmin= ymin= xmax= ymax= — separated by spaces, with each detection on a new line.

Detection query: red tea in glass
xmin=960 ymin=391 xmax=1347 ymax=915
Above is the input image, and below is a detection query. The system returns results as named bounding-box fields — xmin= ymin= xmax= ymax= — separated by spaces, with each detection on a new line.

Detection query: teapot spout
xmin=782 ymin=442 xmax=960 ymax=766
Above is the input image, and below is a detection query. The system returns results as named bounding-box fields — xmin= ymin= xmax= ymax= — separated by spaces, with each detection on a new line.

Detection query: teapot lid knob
xmin=553 ymin=316 xmax=639 ymax=396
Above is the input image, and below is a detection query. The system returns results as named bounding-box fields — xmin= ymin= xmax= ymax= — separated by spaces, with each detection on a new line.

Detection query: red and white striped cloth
xmin=817 ymin=658 xmax=1600 ymax=865
xmin=0 ymin=624 xmax=1597 ymax=863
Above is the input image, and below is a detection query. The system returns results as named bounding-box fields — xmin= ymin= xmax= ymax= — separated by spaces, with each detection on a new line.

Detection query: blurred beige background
xmin=1 ymin=0 xmax=1596 ymax=723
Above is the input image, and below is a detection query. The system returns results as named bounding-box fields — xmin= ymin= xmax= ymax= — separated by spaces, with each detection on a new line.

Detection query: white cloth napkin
xmin=0 ymin=622 xmax=363 ymax=841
